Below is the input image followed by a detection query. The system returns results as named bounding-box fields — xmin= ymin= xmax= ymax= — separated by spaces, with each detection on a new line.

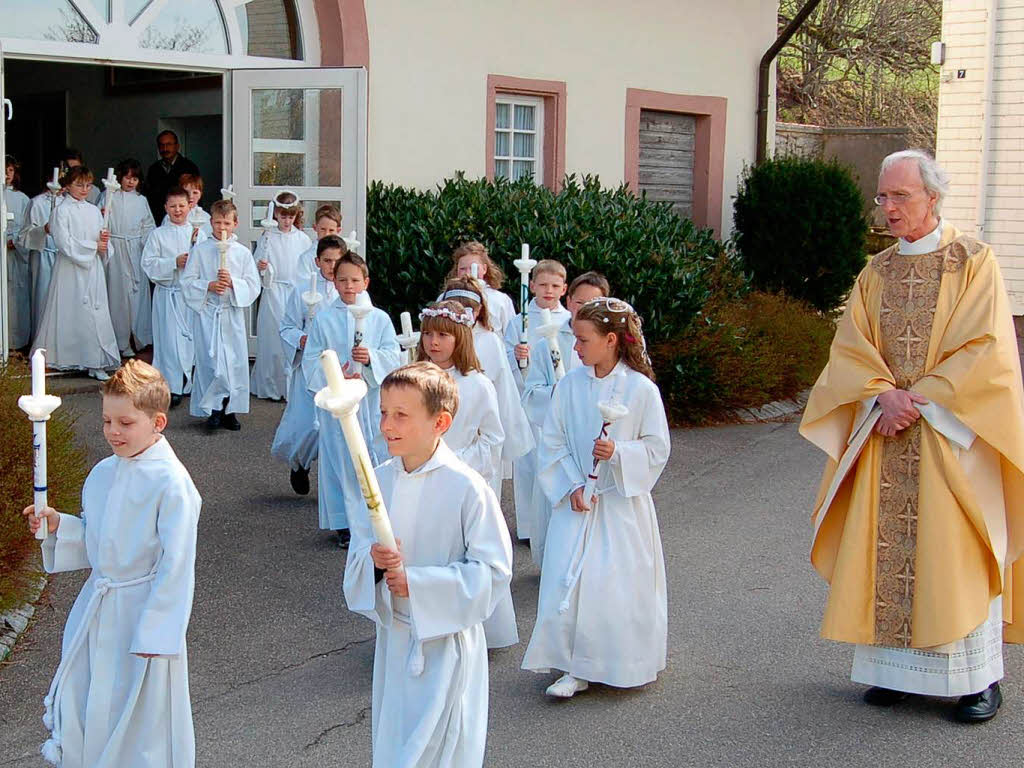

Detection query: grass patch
xmin=0 ymin=360 xmax=88 ymax=615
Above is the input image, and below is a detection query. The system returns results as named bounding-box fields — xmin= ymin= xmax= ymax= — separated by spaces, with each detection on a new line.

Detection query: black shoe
xmin=335 ymin=529 xmax=351 ymax=549
xmin=170 ymin=394 xmax=183 ymax=408
xmin=290 ymin=467 xmax=310 ymax=495
xmin=221 ymin=412 xmax=241 ymax=431
xmin=955 ymin=682 xmax=1002 ymax=723
xmin=205 ymin=410 xmax=223 ymax=431
xmin=863 ymin=686 xmax=910 ymax=706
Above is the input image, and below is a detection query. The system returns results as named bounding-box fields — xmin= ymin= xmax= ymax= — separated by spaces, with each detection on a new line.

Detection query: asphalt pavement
xmin=1 ymin=393 xmax=1022 ymax=767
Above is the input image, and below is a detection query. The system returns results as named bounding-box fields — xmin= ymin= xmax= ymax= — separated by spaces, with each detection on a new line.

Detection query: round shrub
xmin=733 ymin=157 xmax=867 ymax=313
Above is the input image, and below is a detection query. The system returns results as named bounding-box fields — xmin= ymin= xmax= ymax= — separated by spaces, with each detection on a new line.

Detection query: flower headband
xmin=420 ymin=305 xmax=475 ymax=326
xmin=583 ymin=297 xmax=637 ymax=323
xmin=273 ymin=189 xmax=301 ymax=208
xmin=441 ymin=288 xmax=481 ymax=304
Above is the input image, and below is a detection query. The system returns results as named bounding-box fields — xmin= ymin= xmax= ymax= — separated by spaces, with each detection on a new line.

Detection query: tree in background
xmin=777 ymin=0 xmax=941 ymax=150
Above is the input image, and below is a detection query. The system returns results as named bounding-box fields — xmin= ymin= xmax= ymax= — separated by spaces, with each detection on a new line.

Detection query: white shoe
xmin=121 ymin=349 xmax=135 ymax=358
xmin=545 ymin=674 xmax=589 ymax=698
xmin=88 ymin=368 xmax=111 ymax=381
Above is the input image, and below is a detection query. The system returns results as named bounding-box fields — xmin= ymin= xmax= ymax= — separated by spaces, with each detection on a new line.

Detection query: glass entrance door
xmin=229 ymin=67 xmax=367 ymax=354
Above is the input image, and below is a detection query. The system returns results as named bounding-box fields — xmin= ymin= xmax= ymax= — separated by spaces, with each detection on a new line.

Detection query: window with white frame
xmin=494 ymin=94 xmax=544 ymax=183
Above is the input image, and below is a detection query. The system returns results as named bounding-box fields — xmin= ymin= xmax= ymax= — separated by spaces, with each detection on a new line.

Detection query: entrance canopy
xmin=0 ymin=0 xmax=320 ymax=70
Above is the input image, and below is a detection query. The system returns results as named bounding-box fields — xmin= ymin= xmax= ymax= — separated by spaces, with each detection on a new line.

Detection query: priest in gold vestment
xmin=800 ymin=150 xmax=1024 ymax=723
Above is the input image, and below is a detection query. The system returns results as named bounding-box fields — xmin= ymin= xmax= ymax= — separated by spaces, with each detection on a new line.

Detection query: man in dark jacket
xmin=145 ymin=130 xmax=200 ymax=220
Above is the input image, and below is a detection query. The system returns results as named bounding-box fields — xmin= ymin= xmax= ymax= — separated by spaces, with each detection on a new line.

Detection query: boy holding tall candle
xmin=180 ymin=199 xmax=261 ymax=431
xmin=302 ymin=251 xmax=400 ymax=546
xmin=343 ymin=362 xmax=513 ymax=768
xmin=23 ymin=359 xmax=201 ymax=768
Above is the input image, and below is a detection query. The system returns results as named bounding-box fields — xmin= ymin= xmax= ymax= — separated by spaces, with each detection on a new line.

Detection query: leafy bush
xmin=651 ymin=292 xmax=835 ymax=425
xmin=733 ymin=157 xmax=868 ymax=312
xmin=0 ymin=360 xmax=88 ymax=614
xmin=366 ymin=174 xmax=725 ymax=342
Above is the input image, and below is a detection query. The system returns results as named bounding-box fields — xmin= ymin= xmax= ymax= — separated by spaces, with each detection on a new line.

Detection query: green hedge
xmin=366 ymin=174 xmax=726 ymax=342
xmin=733 ymin=157 xmax=868 ymax=313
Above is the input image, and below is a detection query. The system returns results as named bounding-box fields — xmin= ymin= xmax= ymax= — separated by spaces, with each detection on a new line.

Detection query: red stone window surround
xmin=486 ymin=75 xmax=567 ymax=191
xmin=624 ymin=88 xmax=728 ymax=237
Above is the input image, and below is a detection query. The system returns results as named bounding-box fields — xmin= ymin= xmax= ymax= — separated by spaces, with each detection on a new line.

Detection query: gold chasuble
xmin=800 ymin=224 xmax=1024 ymax=649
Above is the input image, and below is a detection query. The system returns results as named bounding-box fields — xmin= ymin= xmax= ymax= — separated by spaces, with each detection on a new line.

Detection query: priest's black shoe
xmin=205 ymin=410 xmax=223 ymax=431
xmin=863 ymin=687 xmax=910 ymax=706
xmin=290 ymin=467 xmax=310 ymax=495
xmin=955 ymin=682 xmax=1002 ymax=723
xmin=170 ymin=394 xmax=183 ymax=408
xmin=222 ymin=413 xmax=241 ymax=431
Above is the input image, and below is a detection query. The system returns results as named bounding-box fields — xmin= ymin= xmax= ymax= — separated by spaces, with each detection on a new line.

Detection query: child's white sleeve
xmin=179 ymin=244 xmax=207 ymax=312
xmin=140 ymin=203 xmax=156 ymax=240
xmin=129 ymin=477 xmax=201 ymax=656
xmin=254 ymin=234 xmax=274 ymax=288
xmin=141 ymin=231 xmax=175 ymax=285
xmin=279 ymin=286 xmax=307 ymax=363
xmin=229 ymin=248 xmax=262 ymax=308
xmin=453 ymin=380 xmax=505 ymax=480
xmin=343 ymin=466 xmax=395 ymax=627
xmin=606 ymin=381 xmax=671 ymax=498
xmin=537 ymin=383 xmax=584 ymax=507
xmin=51 ymin=205 xmax=99 ymax=268
xmin=521 ymin=339 xmax=555 ymax=426
xmin=405 ymin=482 xmax=513 ymax=641
xmin=503 ymin=317 xmax=526 ymax=391
xmin=301 ymin=316 xmax=328 ymax=393
xmin=41 ymin=513 xmax=91 ymax=573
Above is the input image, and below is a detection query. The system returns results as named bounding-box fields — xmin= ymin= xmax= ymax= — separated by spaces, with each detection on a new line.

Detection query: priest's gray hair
xmin=879 ymin=149 xmax=950 ymax=213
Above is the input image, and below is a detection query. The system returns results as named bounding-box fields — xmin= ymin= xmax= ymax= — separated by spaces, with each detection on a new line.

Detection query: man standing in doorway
xmin=800 ymin=149 xmax=1024 ymax=723
xmin=145 ymin=131 xmax=200 ymax=221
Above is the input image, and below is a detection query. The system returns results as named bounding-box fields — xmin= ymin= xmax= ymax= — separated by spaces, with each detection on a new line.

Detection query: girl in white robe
xmin=440 ymin=278 xmax=534 ymax=496
xmin=142 ymin=189 xmax=208 ymax=397
xmin=21 ymin=187 xmax=63 ymax=339
xmin=33 ymin=167 xmax=120 ymax=378
xmin=99 ymin=160 xmax=156 ymax=356
xmin=303 ymin=251 xmax=401 ymax=538
xmin=271 ymin=238 xmax=339 ymax=483
xmin=179 ymin=207 xmax=261 ymax=420
xmin=522 ymin=298 xmax=670 ymax=697
xmin=344 ymin=363 xmax=512 ymax=768
xmin=522 ymin=272 xmax=609 ymax=565
xmin=415 ymin=301 xmax=518 ymax=648
xmin=446 ymin=240 xmax=517 ymax=334
xmin=5 ymin=158 xmax=31 ymax=348
xmin=24 ymin=359 xmax=201 ymax=768
xmin=251 ymin=192 xmax=312 ymax=400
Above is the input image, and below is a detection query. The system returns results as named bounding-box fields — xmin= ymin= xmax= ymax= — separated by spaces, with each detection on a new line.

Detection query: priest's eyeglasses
xmin=873 ymin=192 xmax=915 ymax=206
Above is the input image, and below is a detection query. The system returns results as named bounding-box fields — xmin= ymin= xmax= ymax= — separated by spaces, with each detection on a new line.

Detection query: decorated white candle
xmin=18 ymin=349 xmax=62 ymax=541
xmin=217 ymin=228 xmax=229 ymax=271
xmin=260 ymin=200 xmax=277 ymax=230
xmin=512 ymin=244 xmax=538 ymax=370
xmin=101 ymin=168 xmax=118 ymax=231
xmin=396 ymin=311 xmax=420 ymax=365
xmin=580 ymin=400 xmax=630 ymax=509
xmin=347 ymin=292 xmax=374 ymax=375
xmin=400 ymin=311 xmax=413 ymax=338
xmin=315 ymin=351 xmax=402 ymax=566
xmin=51 ymin=167 xmax=59 ymax=186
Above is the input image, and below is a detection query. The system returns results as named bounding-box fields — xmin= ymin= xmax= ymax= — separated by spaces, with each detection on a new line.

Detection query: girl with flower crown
xmin=522 ymin=298 xmax=671 ymax=698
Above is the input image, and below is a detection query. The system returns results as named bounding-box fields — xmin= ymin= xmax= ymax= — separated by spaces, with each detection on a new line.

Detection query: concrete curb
xmin=0 ymin=567 xmax=47 ymax=663
xmin=730 ymin=389 xmax=810 ymax=423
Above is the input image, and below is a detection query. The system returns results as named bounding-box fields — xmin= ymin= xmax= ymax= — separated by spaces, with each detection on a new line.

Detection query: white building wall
xmin=363 ymin=0 xmax=777 ymax=236
xmin=937 ymin=0 xmax=1024 ymax=313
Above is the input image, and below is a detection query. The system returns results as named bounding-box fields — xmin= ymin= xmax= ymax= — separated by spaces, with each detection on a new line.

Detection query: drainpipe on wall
xmin=975 ymin=0 xmax=998 ymax=240
xmin=755 ymin=0 xmax=824 ymax=165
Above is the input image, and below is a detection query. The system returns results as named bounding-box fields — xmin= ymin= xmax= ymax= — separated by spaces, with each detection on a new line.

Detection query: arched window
xmin=0 ymin=0 xmax=313 ymax=66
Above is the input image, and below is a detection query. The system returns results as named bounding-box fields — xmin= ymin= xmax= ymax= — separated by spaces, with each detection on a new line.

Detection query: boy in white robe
xmin=271 ymin=234 xmax=340 ymax=494
xmin=5 ymin=156 xmax=31 ymax=349
xmin=522 ymin=298 xmax=670 ymax=698
xmin=161 ymin=173 xmax=212 ymax=239
xmin=142 ymin=186 xmax=208 ymax=407
xmin=251 ymin=190 xmax=313 ymax=400
xmin=21 ymin=184 xmax=63 ymax=339
xmin=303 ymin=249 xmax=400 ymax=546
xmin=99 ymin=159 xmax=156 ymax=356
xmin=23 ymin=360 xmax=201 ymax=768
xmin=180 ymin=199 xmax=261 ymax=430
xmin=343 ymin=362 xmax=513 ymax=768
xmin=503 ymin=259 xmax=570 ymax=541
xmin=522 ymin=271 xmax=609 ymax=565
xmin=33 ymin=166 xmax=120 ymax=380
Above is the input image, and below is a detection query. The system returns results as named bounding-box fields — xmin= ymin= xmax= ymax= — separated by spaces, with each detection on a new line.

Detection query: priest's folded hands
xmin=875 ymin=389 xmax=928 ymax=437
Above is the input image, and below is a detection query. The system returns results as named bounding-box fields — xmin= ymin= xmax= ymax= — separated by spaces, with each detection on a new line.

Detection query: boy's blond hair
xmin=101 ymin=359 xmax=171 ymax=416
xmin=314 ymin=203 xmax=342 ymax=226
xmin=381 ymin=361 xmax=459 ymax=419
xmin=532 ymin=259 xmax=567 ymax=282
xmin=210 ymin=199 xmax=238 ymax=221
